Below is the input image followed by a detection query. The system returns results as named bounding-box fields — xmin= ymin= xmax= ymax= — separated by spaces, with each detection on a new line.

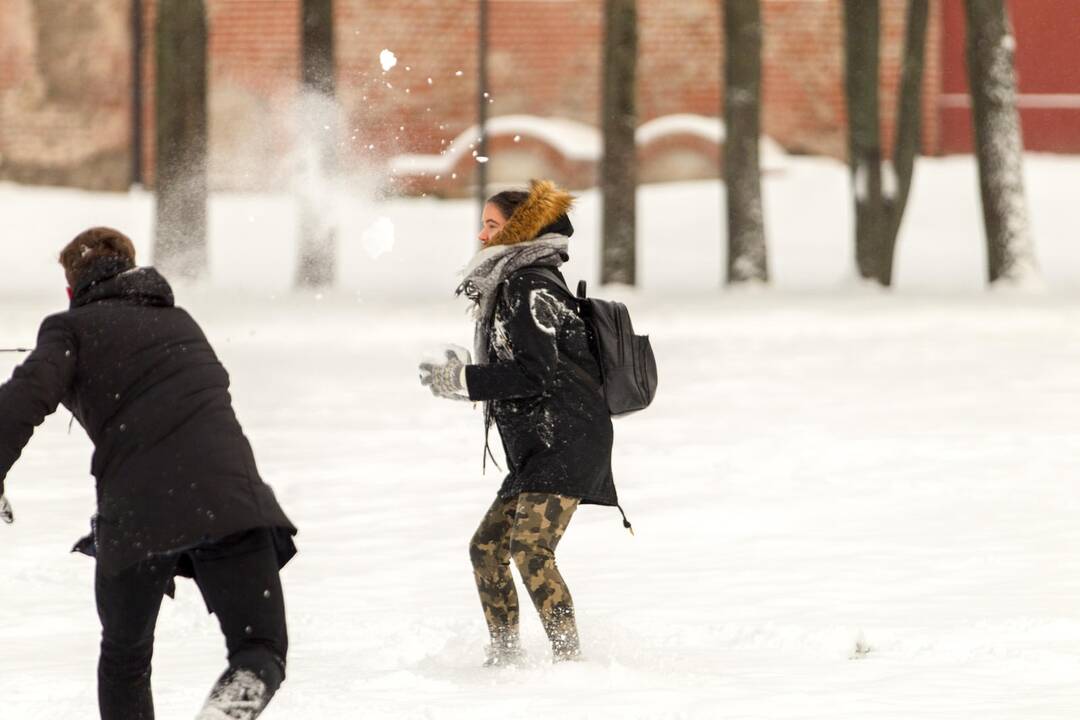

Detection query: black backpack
xmin=526 ymin=268 xmax=658 ymax=416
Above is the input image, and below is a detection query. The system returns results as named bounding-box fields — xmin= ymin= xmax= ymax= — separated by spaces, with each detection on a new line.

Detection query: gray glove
xmin=419 ymin=345 xmax=471 ymax=400
xmin=0 ymin=495 xmax=13 ymax=524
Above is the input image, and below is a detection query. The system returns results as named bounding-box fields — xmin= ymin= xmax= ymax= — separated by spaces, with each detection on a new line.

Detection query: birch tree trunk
xmin=600 ymin=0 xmax=638 ymax=286
xmin=964 ymin=0 xmax=1038 ymax=285
xmin=724 ymin=0 xmax=767 ymax=284
xmin=154 ymin=0 xmax=207 ymax=279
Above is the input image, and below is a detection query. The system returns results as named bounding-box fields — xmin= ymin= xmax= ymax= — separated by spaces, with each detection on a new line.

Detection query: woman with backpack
xmin=419 ymin=179 xmax=622 ymax=666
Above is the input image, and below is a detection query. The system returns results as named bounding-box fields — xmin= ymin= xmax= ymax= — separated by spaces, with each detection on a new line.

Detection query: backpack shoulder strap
xmin=517 ymin=266 xmax=575 ymax=300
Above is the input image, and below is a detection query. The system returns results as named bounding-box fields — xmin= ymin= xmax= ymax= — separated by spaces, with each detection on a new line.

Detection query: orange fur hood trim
xmin=489 ymin=179 xmax=575 ymax=247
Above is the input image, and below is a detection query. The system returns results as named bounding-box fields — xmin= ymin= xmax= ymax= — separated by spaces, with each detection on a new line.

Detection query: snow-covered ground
xmin=5 ymin=153 xmax=1080 ymax=297
xmin=3 ymin=154 xmax=1080 ymax=718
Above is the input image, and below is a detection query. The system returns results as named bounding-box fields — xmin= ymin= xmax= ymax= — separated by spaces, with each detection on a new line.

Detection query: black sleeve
xmin=465 ymin=273 xmax=569 ymax=402
xmin=0 ymin=315 xmax=78 ymax=492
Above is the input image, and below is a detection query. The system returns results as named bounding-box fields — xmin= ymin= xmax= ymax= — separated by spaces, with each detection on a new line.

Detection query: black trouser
xmin=95 ymin=528 xmax=288 ymax=720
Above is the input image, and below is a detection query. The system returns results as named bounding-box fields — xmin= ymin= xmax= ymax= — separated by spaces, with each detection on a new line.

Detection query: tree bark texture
xmin=154 ymin=0 xmax=208 ymax=279
xmin=600 ymin=0 xmax=637 ymax=286
xmin=297 ymin=0 xmax=337 ymax=288
xmin=964 ymin=0 xmax=1038 ymax=285
xmin=723 ymin=0 xmax=767 ymax=284
xmin=843 ymin=0 xmax=886 ymax=284
xmin=842 ymin=0 xmax=928 ymax=287
xmin=885 ymin=0 xmax=930 ymax=280
xmin=476 ymin=0 xmax=490 ymax=221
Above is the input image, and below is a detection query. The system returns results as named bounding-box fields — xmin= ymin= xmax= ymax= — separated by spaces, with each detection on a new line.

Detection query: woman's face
xmin=478 ymin=203 xmax=508 ymax=247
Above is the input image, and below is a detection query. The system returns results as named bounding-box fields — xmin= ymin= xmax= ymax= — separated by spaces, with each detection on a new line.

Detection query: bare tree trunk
xmin=130 ymin=0 xmax=144 ymax=187
xmin=883 ymin=0 xmax=930 ymax=283
xmin=477 ymin=0 xmax=490 ymax=224
xmin=964 ymin=0 xmax=1038 ymax=285
xmin=296 ymin=0 xmax=336 ymax=288
xmin=843 ymin=0 xmax=886 ymax=284
xmin=154 ymin=0 xmax=207 ymax=279
xmin=600 ymin=0 xmax=637 ymax=286
xmin=723 ymin=0 xmax=767 ymax=285
xmin=842 ymin=0 xmax=929 ymax=287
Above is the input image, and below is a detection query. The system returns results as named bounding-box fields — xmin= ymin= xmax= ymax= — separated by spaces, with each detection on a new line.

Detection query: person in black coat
xmin=0 ymin=227 xmax=296 ymax=720
xmin=420 ymin=180 xmax=620 ymax=665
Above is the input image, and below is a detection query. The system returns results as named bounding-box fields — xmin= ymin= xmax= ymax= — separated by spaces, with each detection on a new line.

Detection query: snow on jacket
xmin=466 ymin=265 xmax=617 ymax=506
xmin=461 ymin=180 xmax=617 ymax=507
xmin=0 ymin=259 xmax=296 ymax=575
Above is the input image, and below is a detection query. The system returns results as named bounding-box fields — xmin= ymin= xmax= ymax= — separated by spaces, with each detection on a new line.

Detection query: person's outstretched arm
xmin=0 ymin=315 xmax=77 ymax=520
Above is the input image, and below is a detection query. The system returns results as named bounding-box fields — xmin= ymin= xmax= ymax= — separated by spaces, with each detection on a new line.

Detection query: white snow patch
xmin=636 ymin=113 xmax=724 ymax=145
xmin=7 ymin=153 xmax=1080 ymax=297
xmin=379 ymin=49 xmax=397 ymax=72
xmin=528 ymin=288 xmax=561 ymax=337
xmin=8 ymin=291 xmax=1080 ymax=717
xmin=390 ymin=114 xmax=787 ymax=176
xmin=853 ymin=158 xmax=869 ymax=201
xmin=360 ymin=216 xmax=396 ymax=260
xmin=882 ymin=159 xmax=898 ymax=200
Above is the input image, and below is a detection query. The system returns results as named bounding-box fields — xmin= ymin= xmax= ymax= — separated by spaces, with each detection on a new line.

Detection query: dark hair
xmin=486 ymin=189 xmax=530 ymax=221
xmin=59 ymin=227 xmax=137 ymax=288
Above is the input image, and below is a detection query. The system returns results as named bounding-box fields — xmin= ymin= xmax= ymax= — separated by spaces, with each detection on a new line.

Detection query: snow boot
xmin=483 ymin=644 xmax=526 ymax=667
xmin=481 ymin=626 xmax=527 ymax=668
xmin=195 ymin=668 xmax=269 ymax=720
xmin=552 ymin=635 xmax=582 ymax=664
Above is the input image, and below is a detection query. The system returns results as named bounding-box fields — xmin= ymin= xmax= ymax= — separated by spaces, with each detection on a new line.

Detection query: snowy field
xmin=3 ymin=154 xmax=1080 ymax=718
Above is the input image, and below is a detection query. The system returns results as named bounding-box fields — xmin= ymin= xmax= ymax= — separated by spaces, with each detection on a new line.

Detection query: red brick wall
xmin=639 ymin=1 xmax=721 ymax=121
xmin=2 ymin=0 xmax=958 ymax=193
xmin=0 ymin=0 xmax=132 ymax=189
xmin=140 ymin=0 xmax=303 ymax=189
xmin=939 ymin=0 xmax=1080 ymax=154
xmin=335 ymin=1 xmax=478 ymax=170
xmin=762 ymin=0 xmax=943 ymax=159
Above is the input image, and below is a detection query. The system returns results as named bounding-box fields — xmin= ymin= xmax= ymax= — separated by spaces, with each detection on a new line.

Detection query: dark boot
xmin=196 ymin=668 xmax=270 ymax=720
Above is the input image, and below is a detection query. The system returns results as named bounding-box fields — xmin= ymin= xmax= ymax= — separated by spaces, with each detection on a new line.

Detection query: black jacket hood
xmin=72 ymin=259 xmax=174 ymax=310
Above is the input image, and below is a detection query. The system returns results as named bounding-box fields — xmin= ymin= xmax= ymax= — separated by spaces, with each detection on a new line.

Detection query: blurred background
xmin=2 ymin=0 xmax=1077 ymax=296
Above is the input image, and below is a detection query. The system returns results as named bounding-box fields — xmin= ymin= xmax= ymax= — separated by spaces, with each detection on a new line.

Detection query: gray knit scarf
xmin=456 ymin=234 xmax=569 ymax=364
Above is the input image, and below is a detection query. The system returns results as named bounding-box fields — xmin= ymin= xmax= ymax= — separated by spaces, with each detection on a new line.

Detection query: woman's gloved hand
xmin=419 ymin=345 xmax=472 ymax=401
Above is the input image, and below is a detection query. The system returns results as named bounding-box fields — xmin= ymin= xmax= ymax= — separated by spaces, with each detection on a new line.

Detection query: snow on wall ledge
xmin=388 ymin=114 xmax=789 ymax=176
xmin=3 ymin=153 xmax=1079 ymax=298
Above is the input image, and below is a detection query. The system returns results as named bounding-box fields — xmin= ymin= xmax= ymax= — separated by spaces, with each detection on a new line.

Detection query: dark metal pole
xmin=131 ymin=0 xmax=143 ymax=186
xmin=476 ymin=0 xmax=489 ymax=217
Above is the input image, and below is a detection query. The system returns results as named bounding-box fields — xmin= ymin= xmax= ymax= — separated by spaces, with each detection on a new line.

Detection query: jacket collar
xmin=71 ymin=258 xmax=175 ymax=309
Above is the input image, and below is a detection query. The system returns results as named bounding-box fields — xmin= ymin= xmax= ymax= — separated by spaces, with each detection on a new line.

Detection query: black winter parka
xmin=465 ymin=265 xmax=617 ymax=507
xmin=0 ymin=261 xmax=296 ymax=575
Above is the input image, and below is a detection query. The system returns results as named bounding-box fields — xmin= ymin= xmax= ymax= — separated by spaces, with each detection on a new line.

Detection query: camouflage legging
xmin=469 ymin=492 xmax=580 ymax=659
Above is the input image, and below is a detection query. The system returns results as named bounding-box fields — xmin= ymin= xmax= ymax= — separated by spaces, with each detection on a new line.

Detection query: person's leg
xmin=190 ymin=528 xmax=288 ymax=720
xmin=95 ymin=557 xmax=177 ymax=720
xmin=468 ymin=495 xmax=522 ymax=657
xmin=509 ymin=493 xmax=581 ymax=661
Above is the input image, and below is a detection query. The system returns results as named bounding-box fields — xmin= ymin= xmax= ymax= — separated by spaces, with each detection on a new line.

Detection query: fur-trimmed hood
xmin=489 ymin=179 xmax=575 ymax=247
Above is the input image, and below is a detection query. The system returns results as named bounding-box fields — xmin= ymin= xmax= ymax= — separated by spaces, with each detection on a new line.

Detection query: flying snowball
xmin=361 ymin=217 xmax=396 ymax=259
xmin=379 ymin=49 xmax=398 ymax=72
